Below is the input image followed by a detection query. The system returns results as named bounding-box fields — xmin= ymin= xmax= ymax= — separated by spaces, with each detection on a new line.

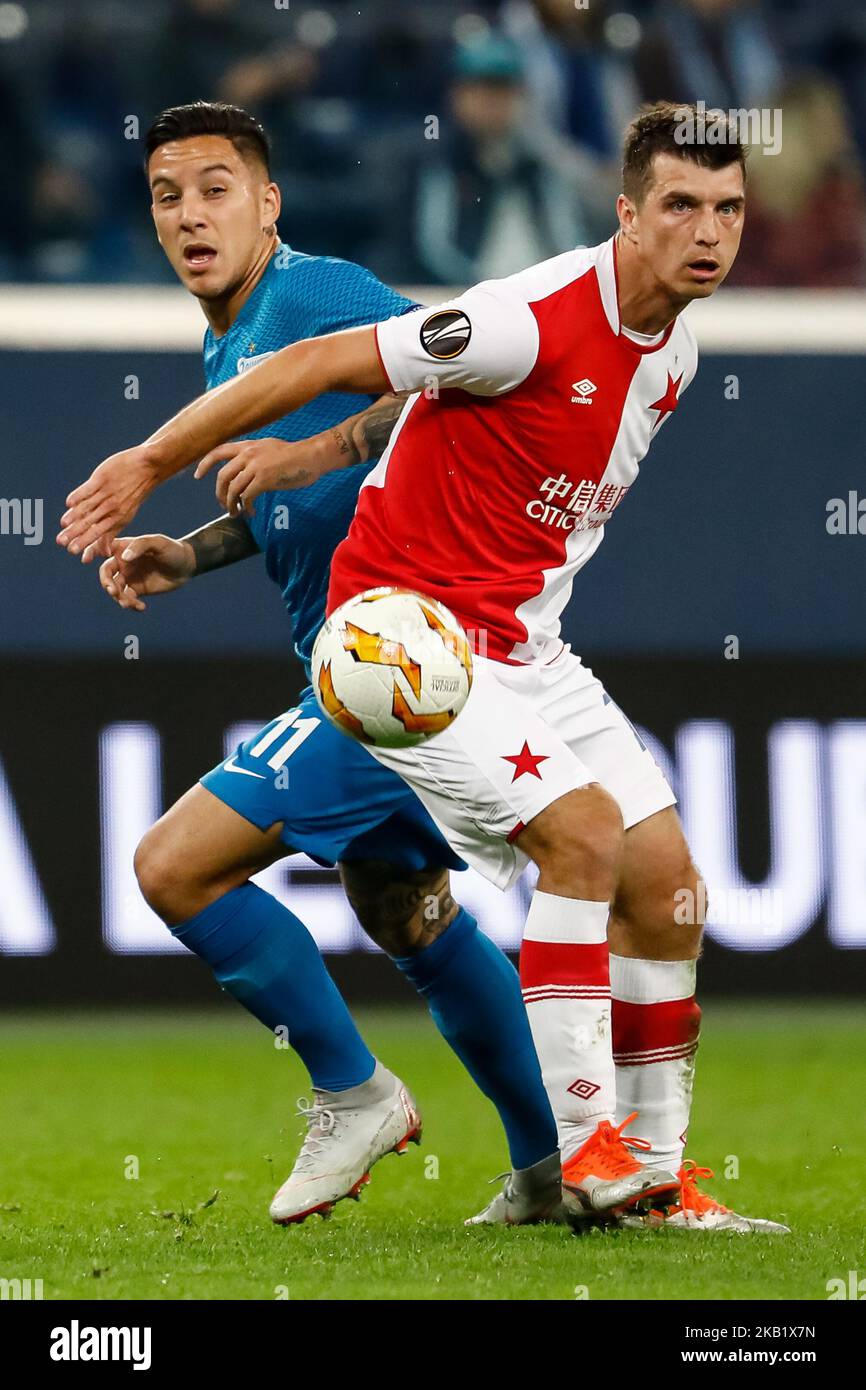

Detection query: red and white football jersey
xmin=328 ymin=235 xmax=698 ymax=664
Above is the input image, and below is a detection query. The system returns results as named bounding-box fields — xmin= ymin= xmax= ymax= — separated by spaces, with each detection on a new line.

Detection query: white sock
xmin=610 ymin=955 xmax=701 ymax=1172
xmin=519 ymin=890 xmax=613 ymax=1162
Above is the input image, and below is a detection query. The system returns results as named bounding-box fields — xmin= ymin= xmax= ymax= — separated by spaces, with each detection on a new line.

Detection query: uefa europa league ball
xmin=311 ymin=587 xmax=474 ymax=748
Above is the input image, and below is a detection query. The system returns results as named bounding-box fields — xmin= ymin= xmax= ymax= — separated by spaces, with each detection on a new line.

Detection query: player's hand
xmin=98 ymin=535 xmax=196 ymax=612
xmin=194 ymin=437 xmax=327 ymax=515
xmin=57 ymin=446 xmax=161 ymax=563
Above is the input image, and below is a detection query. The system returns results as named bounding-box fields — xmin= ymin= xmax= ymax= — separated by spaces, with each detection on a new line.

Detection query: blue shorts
xmin=200 ymin=686 xmax=467 ymax=874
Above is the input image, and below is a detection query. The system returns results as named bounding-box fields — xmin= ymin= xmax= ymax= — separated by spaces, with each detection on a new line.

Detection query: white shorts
xmin=369 ymin=647 xmax=675 ymax=890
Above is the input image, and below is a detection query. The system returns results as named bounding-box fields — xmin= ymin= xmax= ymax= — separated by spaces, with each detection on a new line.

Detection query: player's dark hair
xmin=144 ymin=102 xmax=271 ymax=178
xmin=622 ymin=101 xmax=747 ymax=204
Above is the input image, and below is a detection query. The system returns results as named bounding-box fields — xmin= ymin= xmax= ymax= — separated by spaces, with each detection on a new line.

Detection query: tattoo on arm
xmin=359 ymin=395 xmax=405 ymax=460
xmin=183 ymin=514 xmax=261 ymax=576
xmin=327 ymin=394 xmax=405 ymax=468
xmin=330 ymin=424 xmax=362 ymax=467
xmin=355 ymin=394 xmax=405 ymax=460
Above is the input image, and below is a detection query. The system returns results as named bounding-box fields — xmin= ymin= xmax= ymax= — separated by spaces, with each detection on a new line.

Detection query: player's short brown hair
xmin=144 ymin=102 xmax=271 ymax=178
xmin=622 ymin=101 xmax=748 ymax=204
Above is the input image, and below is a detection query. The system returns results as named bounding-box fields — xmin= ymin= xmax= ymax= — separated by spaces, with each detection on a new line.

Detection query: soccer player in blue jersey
xmin=81 ymin=103 xmax=562 ymax=1226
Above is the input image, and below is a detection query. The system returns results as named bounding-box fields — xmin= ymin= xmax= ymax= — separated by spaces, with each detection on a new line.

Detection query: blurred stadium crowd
xmin=1 ymin=0 xmax=864 ymax=287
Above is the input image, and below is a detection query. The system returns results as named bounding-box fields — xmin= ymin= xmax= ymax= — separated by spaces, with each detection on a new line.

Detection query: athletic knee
xmin=519 ymin=784 xmax=624 ymax=898
xmin=615 ymin=858 xmax=705 ymax=956
xmin=134 ymin=821 xmax=205 ymax=926
xmin=676 ymin=864 xmax=708 ymax=948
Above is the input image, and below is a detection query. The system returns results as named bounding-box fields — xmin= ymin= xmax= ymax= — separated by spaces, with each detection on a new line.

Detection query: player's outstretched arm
xmin=57 ymin=325 xmax=386 ymax=561
xmin=98 ymin=516 xmax=260 ymax=612
xmin=196 ymin=393 xmax=407 ymax=515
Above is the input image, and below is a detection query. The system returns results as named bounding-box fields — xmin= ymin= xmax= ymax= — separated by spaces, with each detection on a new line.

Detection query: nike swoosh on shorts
xmin=223 ymin=756 xmax=266 ymax=780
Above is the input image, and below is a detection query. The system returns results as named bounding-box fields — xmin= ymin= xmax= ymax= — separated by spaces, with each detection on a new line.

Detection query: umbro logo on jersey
xmin=420 ymin=309 xmax=472 ymax=360
xmin=237 ymin=351 xmax=275 ymax=375
xmin=570 ymin=378 xmax=597 ymax=405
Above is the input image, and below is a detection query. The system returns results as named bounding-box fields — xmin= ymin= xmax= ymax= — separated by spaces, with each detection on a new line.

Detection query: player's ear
xmin=617 ymin=191 xmax=638 ymax=241
xmin=263 ymin=180 xmax=280 ymax=234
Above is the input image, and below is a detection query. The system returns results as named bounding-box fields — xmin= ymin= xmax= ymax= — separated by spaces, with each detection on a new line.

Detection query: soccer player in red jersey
xmin=59 ymin=104 xmax=788 ymax=1231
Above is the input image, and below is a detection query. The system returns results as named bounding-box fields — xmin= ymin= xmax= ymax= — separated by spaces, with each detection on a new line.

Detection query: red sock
xmin=610 ymin=956 xmax=701 ymax=1170
xmin=521 ymin=891 xmax=613 ymax=1161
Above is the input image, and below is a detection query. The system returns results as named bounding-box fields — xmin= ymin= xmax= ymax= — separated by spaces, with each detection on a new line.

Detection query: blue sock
xmin=394 ymin=908 xmax=558 ymax=1170
xmin=170 ymin=882 xmax=375 ymax=1093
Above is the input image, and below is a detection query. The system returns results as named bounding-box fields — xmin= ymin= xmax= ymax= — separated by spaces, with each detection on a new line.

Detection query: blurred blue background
xmin=2 ymin=347 xmax=863 ymax=657
xmin=0 ymin=0 xmax=864 ymax=288
xmin=2 ymin=0 xmax=865 ymax=995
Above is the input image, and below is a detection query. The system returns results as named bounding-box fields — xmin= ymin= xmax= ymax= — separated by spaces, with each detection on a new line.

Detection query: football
xmin=311 ymin=587 xmax=474 ymax=748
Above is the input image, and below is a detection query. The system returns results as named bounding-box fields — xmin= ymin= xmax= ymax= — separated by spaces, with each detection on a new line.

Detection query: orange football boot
xmin=625 ymin=1160 xmax=790 ymax=1233
xmin=561 ymin=1111 xmax=679 ymax=1219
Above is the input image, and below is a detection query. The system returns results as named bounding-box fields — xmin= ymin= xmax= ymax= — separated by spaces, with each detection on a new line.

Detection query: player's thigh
xmin=515 ymin=782 xmax=624 ymax=899
xmin=339 ymin=860 xmax=457 ymax=956
xmin=135 ymin=783 xmax=288 ymax=922
xmin=531 ymin=650 xmax=677 ymax=843
xmin=365 ymin=656 xmax=597 ymax=890
xmin=608 ymin=805 xmax=704 ymax=956
xmin=201 ymin=690 xmax=459 ymax=869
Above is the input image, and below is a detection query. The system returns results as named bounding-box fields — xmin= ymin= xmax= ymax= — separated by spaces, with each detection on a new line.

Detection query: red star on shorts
xmin=648 ymin=371 xmax=683 ymax=429
xmin=502 ymin=741 xmax=549 ymax=781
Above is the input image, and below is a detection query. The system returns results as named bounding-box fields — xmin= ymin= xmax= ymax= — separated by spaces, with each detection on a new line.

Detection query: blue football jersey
xmin=202 ymin=246 xmax=414 ymax=668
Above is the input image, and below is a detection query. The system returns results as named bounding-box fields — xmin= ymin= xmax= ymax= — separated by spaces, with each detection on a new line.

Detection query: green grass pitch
xmin=2 ymin=1002 xmax=864 ymax=1301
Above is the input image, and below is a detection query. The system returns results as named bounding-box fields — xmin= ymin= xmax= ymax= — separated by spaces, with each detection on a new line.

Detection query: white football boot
xmin=617 ymin=1160 xmax=791 ymax=1233
xmin=465 ymin=1152 xmax=567 ymax=1226
xmin=269 ymin=1062 xmax=421 ymax=1225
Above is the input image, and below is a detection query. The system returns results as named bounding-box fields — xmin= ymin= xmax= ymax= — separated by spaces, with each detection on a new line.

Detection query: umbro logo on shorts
xmin=420 ymin=309 xmax=472 ymax=360
xmin=570 ymin=378 xmax=597 ymax=405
